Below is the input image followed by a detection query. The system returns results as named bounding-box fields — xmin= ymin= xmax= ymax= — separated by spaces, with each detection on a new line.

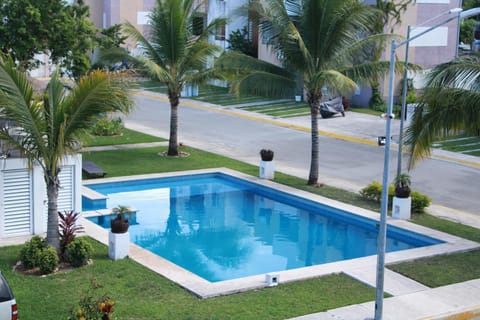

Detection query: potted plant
xmin=392 ymin=173 xmax=412 ymax=220
xmin=393 ymin=173 xmax=411 ymax=198
xmin=259 ymin=149 xmax=275 ymax=180
xmin=109 ymin=205 xmax=134 ymax=260
xmin=110 ymin=205 xmax=133 ymax=234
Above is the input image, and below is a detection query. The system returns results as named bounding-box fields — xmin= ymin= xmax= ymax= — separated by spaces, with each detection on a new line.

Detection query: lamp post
xmin=374 ymin=9 xmax=463 ymax=320
xmin=396 ymin=25 xmax=411 ymax=178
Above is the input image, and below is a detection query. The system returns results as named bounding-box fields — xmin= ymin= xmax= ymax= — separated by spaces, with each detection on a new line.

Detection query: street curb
xmin=424 ymin=306 xmax=480 ymax=320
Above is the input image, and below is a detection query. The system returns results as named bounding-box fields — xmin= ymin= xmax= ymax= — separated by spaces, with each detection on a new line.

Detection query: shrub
xmin=91 ymin=117 xmax=123 ymax=136
xmin=411 ymin=191 xmax=432 ymax=213
xmin=59 ymin=210 xmax=84 ymax=261
xmin=360 ymin=181 xmax=383 ymax=202
xmin=20 ymin=236 xmax=46 ymax=269
xmin=66 ymin=238 xmax=93 ymax=267
xmin=38 ymin=246 xmax=59 ymax=274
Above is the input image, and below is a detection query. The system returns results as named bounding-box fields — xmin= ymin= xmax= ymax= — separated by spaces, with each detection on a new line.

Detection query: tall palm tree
xmin=0 ymin=56 xmax=133 ymax=250
xmin=216 ymin=0 xmax=395 ymax=185
xmin=107 ymin=0 xmax=224 ymax=156
xmin=406 ymin=56 xmax=480 ymax=168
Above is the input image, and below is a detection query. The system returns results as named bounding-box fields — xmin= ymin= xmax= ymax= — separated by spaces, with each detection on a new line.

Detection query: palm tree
xmin=216 ymin=0 xmax=394 ymax=185
xmin=405 ymin=56 xmax=480 ymax=168
xmin=0 ymin=56 xmax=133 ymax=250
xmin=105 ymin=0 xmax=224 ymax=156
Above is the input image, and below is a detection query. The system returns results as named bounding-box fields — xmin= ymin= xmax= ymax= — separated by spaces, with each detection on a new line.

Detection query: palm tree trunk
xmin=46 ymin=173 xmax=60 ymax=251
xmin=308 ymin=97 xmax=320 ymax=185
xmin=369 ymin=77 xmax=384 ymax=107
xmin=168 ymin=93 xmax=180 ymax=156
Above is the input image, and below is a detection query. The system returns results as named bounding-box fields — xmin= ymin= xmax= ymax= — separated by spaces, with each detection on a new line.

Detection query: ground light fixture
xmin=372 ymin=6 xmax=480 ymax=320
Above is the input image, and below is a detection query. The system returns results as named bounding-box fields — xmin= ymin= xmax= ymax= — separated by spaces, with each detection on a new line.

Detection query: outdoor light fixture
xmin=372 ymin=6 xmax=480 ymax=320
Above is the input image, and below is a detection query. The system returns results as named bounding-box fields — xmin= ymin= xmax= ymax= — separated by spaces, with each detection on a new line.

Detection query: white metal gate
xmin=3 ymin=169 xmax=32 ymax=236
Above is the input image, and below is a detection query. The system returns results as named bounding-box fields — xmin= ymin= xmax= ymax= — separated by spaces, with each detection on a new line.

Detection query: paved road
xmin=125 ymin=92 xmax=480 ymax=216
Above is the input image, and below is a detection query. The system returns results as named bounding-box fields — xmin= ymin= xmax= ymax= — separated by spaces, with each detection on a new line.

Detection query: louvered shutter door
xmin=3 ymin=169 xmax=32 ymax=236
xmin=43 ymin=165 xmax=75 ymax=230
xmin=58 ymin=165 xmax=74 ymax=212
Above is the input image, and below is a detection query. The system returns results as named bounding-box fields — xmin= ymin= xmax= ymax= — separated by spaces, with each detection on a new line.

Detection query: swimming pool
xmin=83 ymin=170 xmax=442 ymax=283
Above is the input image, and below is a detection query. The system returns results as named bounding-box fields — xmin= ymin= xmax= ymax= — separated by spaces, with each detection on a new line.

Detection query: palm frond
xmin=308 ymin=70 xmax=358 ymax=97
xmin=0 ymin=55 xmax=34 ymax=111
xmin=137 ymin=57 xmax=175 ymax=84
xmin=96 ymin=47 xmax=134 ymax=66
xmin=179 ymin=40 xmax=222 ymax=77
xmin=64 ymin=71 xmax=133 ymax=147
xmin=232 ymin=71 xmax=296 ymax=98
xmin=425 ymin=56 xmax=480 ymax=91
xmin=0 ymin=55 xmax=47 ymax=162
xmin=341 ymin=61 xmax=406 ymax=85
xmin=122 ymin=21 xmax=169 ymax=71
xmin=215 ymin=51 xmax=293 ymax=79
xmin=405 ymin=56 xmax=480 ymax=168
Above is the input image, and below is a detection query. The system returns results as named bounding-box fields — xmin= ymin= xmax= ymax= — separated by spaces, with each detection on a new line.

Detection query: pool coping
xmin=81 ymin=168 xmax=480 ymax=299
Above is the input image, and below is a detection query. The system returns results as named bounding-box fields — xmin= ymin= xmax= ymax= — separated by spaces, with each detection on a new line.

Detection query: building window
xmin=192 ymin=15 xmax=205 ymax=36
xmin=216 ymin=22 xmax=226 ymax=40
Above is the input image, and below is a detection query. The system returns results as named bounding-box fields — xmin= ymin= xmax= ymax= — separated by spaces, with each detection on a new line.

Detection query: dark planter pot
xmin=110 ymin=215 xmax=130 ymax=233
xmin=260 ymin=149 xmax=274 ymax=161
xmin=395 ymin=186 xmax=411 ymax=198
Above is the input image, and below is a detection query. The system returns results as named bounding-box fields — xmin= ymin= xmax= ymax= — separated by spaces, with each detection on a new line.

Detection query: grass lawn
xmin=410 ymin=213 xmax=480 ymax=243
xmin=388 ymin=249 xmax=480 ymax=287
xmin=432 ymin=135 xmax=480 ymax=157
xmin=386 ymin=214 xmax=480 ymax=287
xmin=83 ymin=128 xmax=166 ymax=147
xmin=242 ymin=102 xmax=310 ymax=118
xmin=0 ymin=239 xmax=376 ymax=320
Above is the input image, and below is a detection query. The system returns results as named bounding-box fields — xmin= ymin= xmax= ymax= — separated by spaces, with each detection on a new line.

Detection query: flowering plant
xmin=68 ymin=281 xmax=115 ymax=320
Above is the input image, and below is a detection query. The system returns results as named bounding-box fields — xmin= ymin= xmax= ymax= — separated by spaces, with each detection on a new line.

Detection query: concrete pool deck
xmin=80 ymin=168 xmax=479 ymax=313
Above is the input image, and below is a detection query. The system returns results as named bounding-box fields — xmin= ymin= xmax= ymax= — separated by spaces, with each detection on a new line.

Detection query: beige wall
xmin=85 ymin=0 xmax=103 ymax=27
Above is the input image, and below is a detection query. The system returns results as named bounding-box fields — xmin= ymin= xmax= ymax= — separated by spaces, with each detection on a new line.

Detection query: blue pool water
xmin=84 ymin=173 xmax=442 ymax=282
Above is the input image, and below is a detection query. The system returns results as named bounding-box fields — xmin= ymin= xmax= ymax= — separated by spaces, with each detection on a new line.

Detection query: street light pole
xmin=396 ymin=25 xmax=411 ymax=178
xmin=374 ymin=8 xmax=466 ymax=320
xmin=374 ymin=37 xmax=396 ymax=320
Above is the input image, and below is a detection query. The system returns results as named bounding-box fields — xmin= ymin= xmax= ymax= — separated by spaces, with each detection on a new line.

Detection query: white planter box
xmin=392 ymin=196 xmax=411 ymax=220
xmin=108 ymin=231 xmax=130 ymax=260
xmin=259 ymin=160 xmax=275 ymax=180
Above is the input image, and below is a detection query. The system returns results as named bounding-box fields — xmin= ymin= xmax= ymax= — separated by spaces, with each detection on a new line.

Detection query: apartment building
xmin=357 ymin=0 xmax=463 ymax=104
xmin=85 ymin=0 xmax=462 ymax=104
xmin=84 ymin=0 xmax=249 ymax=51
